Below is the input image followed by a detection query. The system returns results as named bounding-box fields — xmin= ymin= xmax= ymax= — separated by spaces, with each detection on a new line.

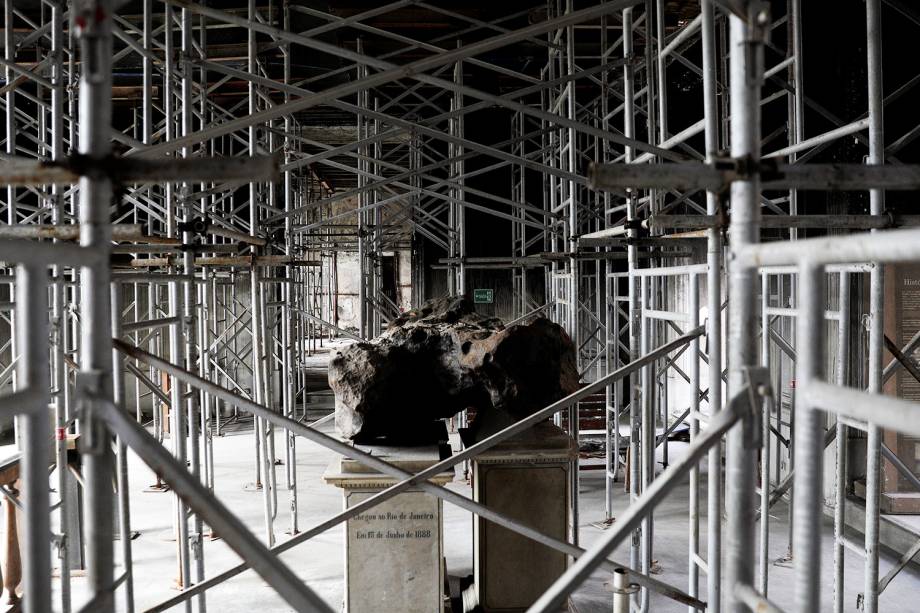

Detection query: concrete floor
xmin=47 ymin=417 xmax=920 ymax=612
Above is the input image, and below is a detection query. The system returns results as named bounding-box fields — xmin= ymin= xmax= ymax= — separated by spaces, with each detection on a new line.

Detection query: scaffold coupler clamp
xmin=51 ymin=532 xmax=67 ymax=559
xmin=745 ymin=1 xmax=771 ymax=86
xmin=75 ymin=369 xmax=106 ymax=455
xmin=741 ymin=365 xmax=773 ymax=449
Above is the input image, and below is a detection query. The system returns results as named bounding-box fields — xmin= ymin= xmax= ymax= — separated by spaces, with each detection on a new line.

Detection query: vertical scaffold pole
xmin=724 ymin=2 xmax=765 ymax=611
xmin=49 ymin=2 xmax=72 ymax=609
xmin=111 ymin=284 xmax=136 ymax=613
xmin=164 ymin=6 xmax=193 ymax=603
xmin=564 ymin=0 xmax=580 ymax=548
xmin=18 ymin=263 xmax=52 ymax=613
xmin=701 ymin=11 xmax=722 ymax=613
xmin=833 ymin=271 xmax=851 ymax=613
xmin=282 ymin=0 xmax=299 ymax=538
xmin=621 ymin=8 xmax=642 ymax=595
xmin=180 ymin=7 xmax=207 ymax=610
xmin=863 ymin=1 xmax=885 ymax=610
xmin=793 ymin=263 xmax=825 ymax=613
xmin=759 ymin=272 xmax=770 ymax=595
xmin=248 ymin=0 xmax=275 ymax=548
xmin=76 ymin=1 xmax=116 ymax=610
xmin=701 ymin=8 xmax=722 ymax=613
xmin=688 ymin=273 xmax=701 ymax=612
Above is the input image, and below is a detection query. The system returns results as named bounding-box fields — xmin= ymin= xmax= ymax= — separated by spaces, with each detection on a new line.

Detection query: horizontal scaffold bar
xmin=589 ymin=161 xmax=920 ymax=192
xmin=643 ymin=214 xmax=920 ymax=230
xmin=0 ymin=154 xmax=278 ymax=186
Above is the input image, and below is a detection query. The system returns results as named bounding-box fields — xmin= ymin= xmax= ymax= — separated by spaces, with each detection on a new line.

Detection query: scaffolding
xmin=0 ymin=0 xmax=919 ymax=612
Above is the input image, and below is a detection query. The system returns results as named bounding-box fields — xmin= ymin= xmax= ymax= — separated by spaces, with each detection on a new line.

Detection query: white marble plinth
xmin=324 ymin=445 xmax=453 ymax=613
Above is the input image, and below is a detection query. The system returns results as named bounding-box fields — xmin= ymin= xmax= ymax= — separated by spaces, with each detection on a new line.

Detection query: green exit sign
xmin=473 ymin=288 xmax=493 ymax=304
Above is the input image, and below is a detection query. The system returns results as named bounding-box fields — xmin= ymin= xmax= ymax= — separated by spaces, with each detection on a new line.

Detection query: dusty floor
xmin=40 ymin=406 xmax=920 ymax=613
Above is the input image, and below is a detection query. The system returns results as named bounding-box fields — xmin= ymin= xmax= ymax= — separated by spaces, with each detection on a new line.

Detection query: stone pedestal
xmin=324 ymin=445 xmax=453 ymax=613
xmin=469 ymin=422 xmax=576 ymax=612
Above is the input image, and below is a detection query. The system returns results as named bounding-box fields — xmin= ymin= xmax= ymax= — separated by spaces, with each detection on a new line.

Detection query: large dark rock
xmin=328 ymin=296 xmax=580 ymax=443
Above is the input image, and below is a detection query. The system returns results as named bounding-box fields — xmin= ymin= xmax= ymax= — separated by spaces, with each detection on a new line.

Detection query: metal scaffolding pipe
xmin=16 ymin=263 xmax=52 ymax=613
xmin=0 ymin=155 xmax=279 ymax=186
xmin=95 ymin=399 xmax=333 ymax=613
xmin=792 ymin=264 xmax=825 ymax=611
xmin=864 ymin=2 xmax=886 ymax=610
xmin=589 ymin=161 xmax=920 ymax=192
xmin=724 ymin=4 xmax=765 ymax=611
xmin=645 ymin=214 xmax=920 ymax=230
xmin=71 ymin=3 xmax=119 ymax=612
xmin=0 ymin=223 xmax=144 ymax=241
xmin=528 ymin=385 xmax=748 ymax=612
